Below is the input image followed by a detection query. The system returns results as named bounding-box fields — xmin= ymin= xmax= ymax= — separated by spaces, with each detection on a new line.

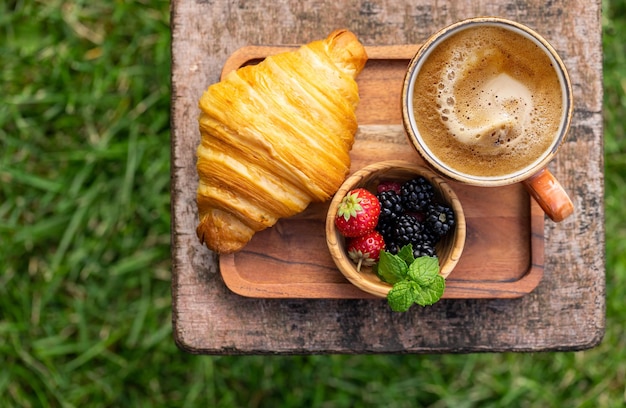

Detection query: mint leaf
xmin=376 ymin=250 xmax=408 ymax=284
xmin=377 ymin=249 xmax=446 ymax=312
xmin=387 ymin=280 xmax=419 ymax=312
xmin=396 ymin=244 xmax=415 ymax=265
xmin=413 ymin=275 xmax=446 ymax=306
xmin=407 ymin=256 xmax=439 ymax=286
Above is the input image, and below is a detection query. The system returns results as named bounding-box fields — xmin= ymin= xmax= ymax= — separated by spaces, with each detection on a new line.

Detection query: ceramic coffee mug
xmin=402 ymin=17 xmax=574 ymax=222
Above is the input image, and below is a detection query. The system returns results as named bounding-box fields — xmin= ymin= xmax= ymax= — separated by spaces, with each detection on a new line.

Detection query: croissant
xmin=196 ymin=29 xmax=368 ymax=254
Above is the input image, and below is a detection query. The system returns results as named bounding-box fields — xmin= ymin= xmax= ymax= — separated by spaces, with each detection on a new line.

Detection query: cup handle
xmin=522 ymin=168 xmax=574 ymax=222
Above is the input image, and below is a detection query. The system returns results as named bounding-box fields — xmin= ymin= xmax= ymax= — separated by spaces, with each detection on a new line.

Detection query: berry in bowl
xmin=325 ymin=160 xmax=466 ymax=311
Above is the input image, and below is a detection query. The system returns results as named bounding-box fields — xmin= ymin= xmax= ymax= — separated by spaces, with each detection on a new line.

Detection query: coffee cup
xmin=401 ymin=17 xmax=574 ymax=222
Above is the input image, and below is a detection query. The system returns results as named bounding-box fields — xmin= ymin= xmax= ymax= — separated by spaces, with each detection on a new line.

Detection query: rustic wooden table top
xmin=170 ymin=0 xmax=605 ymax=354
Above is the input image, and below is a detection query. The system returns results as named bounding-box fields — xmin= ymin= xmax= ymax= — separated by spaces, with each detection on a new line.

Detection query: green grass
xmin=1 ymin=0 xmax=625 ymax=406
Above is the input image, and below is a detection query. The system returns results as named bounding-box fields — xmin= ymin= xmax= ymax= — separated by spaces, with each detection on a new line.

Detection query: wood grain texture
xmin=171 ymin=0 xmax=605 ymax=354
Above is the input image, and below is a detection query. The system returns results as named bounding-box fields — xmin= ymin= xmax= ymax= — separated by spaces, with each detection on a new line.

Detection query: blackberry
xmin=376 ymin=217 xmax=395 ymax=242
xmin=400 ymin=177 xmax=435 ymax=212
xmin=376 ymin=190 xmax=406 ymax=244
xmin=376 ymin=190 xmax=404 ymax=222
xmin=412 ymin=241 xmax=437 ymax=258
xmin=426 ymin=203 xmax=455 ymax=238
xmin=393 ymin=214 xmax=424 ymax=246
xmin=385 ymin=240 xmax=402 ymax=255
xmin=415 ymin=228 xmax=439 ymax=246
xmin=374 ymin=178 xmax=453 ymax=260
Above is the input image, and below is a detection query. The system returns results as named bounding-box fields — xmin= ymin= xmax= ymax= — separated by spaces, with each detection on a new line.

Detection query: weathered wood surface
xmin=171 ymin=0 xmax=605 ymax=354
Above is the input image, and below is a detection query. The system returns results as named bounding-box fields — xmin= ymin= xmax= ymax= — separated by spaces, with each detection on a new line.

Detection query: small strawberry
xmin=347 ymin=230 xmax=386 ymax=271
xmin=377 ymin=181 xmax=402 ymax=195
xmin=335 ymin=188 xmax=381 ymax=237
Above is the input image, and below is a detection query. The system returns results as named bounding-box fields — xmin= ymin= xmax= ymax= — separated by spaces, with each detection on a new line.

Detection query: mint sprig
xmin=375 ymin=244 xmax=445 ymax=312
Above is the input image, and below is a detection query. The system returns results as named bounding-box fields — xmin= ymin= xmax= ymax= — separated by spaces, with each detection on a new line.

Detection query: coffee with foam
xmin=412 ymin=26 xmax=564 ymax=178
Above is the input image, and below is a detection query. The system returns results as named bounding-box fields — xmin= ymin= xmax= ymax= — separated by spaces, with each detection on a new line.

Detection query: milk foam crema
xmin=412 ymin=27 xmax=564 ymax=178
xmin=436 ymin=46 xmax=534 ymax=153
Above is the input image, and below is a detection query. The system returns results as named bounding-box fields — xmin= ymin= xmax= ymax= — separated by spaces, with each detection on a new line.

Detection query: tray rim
xmin=216 ymin=44 xmax=545 ymax=300
xmin=220 ymin=44 xmax=422 ymax=79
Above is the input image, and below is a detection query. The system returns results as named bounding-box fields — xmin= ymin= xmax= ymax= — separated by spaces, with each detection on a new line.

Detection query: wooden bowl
xmin=325 ymin=160 xmax=466 ymax=298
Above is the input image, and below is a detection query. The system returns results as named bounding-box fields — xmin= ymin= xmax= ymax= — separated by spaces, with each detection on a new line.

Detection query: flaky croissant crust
xmin=196 ymin=29 xmax=368 ymax=253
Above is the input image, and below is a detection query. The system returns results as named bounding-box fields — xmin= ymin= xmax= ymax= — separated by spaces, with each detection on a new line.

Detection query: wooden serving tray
xmin=218 ymin=45 xmax=544 ymax=299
